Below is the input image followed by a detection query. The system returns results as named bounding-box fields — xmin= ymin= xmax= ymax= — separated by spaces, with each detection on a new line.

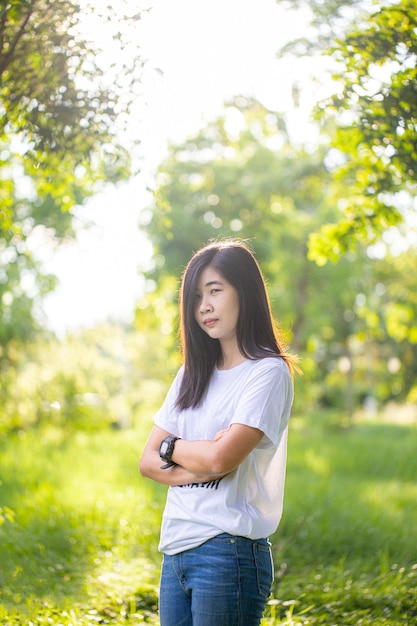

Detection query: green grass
xmin=267 ymin=412 xmax=417 ymax=624
xmin=0 ymin=411 xmax=416 ymax=625
xmin=0 ymin=427 xmax=163 ymax=624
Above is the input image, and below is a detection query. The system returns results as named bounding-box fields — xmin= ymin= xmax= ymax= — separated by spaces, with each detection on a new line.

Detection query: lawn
xmin=0 ymin=410 xmax=416 ymax=625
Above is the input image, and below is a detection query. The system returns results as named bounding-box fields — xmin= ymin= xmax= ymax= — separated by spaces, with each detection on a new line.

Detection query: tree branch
xmin=0 ymin=0 xmax=36 ymax=78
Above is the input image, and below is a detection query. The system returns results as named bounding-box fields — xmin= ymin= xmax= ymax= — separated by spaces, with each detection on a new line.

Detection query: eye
xmin=210 ymin=288 xmax=221 ymax=295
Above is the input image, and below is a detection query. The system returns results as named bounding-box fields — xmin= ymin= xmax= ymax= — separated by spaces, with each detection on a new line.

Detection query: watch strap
xmin=159 ymin=435 xmax=180 ymax=469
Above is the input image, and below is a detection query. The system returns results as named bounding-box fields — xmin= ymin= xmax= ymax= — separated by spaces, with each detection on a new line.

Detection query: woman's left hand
xmin=213 ymin=426 xmax=231 ymax=441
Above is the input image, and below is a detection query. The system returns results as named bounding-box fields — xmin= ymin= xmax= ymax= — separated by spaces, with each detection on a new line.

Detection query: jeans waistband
xmin=212 ymin=533 xmax=270 ymax=546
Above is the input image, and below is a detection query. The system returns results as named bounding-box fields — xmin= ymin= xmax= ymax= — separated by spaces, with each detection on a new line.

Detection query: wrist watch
xmin=159 ymin=435 xmax=180 ymax=469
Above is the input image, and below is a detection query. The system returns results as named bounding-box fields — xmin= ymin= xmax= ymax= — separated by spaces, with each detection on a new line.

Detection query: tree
xmin=0 ymin=321 xmax=177 ymax=434
xmin=0 ymin=0 xmax=144 ymax=352
xmin=141 ymin=96 xmax=340 ymax=341
xmin=280 ymin=0 xmax=417 ymax=262
xmin=354 ymin=245 xmax=417 ymax=405
xmin=140 ymin=97 xmax=382 ymax=414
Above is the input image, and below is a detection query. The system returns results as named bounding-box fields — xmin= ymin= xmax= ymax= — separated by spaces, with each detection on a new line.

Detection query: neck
xmin=218 ymin=342 xmax=246 ymax=370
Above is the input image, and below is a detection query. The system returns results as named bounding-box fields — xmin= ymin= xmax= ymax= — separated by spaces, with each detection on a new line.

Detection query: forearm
xmin=171 ymin=439 xmax=235 ymax=475
xmin=139 ymin=423 xmax=263 ymax=486
xmin=171 ymin=424 xmax=264 ymax=474
xmin=139 ymin=449 xmax=222 ymax=486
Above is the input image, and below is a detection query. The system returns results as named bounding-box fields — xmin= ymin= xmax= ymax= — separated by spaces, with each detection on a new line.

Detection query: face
xmin=194 ymin=265 xmax=240 ymax=346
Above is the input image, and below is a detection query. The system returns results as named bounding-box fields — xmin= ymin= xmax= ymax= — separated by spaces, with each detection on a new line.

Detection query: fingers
xmin=213 ymin=426 xmax=231 ymax=441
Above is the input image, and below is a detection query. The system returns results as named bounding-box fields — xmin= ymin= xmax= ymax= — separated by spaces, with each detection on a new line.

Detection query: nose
xmin=199 ymin=294 xmax=213 ymax=313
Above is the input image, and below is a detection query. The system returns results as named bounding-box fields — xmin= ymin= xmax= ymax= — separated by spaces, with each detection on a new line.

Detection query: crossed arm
xmin=139 ymin=423 xmax=263 ymax=487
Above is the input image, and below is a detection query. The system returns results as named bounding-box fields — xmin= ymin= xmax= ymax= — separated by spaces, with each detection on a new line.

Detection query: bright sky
xmin=41 ymin=0 xmax=320 ymax=335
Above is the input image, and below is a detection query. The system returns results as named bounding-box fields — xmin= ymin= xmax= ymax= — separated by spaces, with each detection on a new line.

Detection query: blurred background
xmin=1 ymin=1 xmax=416 ymax=623
xmin=1 ymin=0 xmax=416 ymax=433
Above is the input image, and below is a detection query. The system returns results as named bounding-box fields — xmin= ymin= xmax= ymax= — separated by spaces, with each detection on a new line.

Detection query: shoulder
xmin=244 ymin=356 xmax=293 ymax=391
xmin=172 ymin=365 xmax=185 ymax=382
xmin=163 ymin=366 xmax=185 ymax=397
xmin=249 ymin=356 xmax=291 ymax=377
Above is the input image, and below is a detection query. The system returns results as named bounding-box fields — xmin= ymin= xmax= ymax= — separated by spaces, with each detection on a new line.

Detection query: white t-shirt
xmin=154 ymin=357 xmax=293 ymax=556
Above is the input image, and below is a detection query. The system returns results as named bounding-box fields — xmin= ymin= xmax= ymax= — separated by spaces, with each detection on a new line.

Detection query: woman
xmin=139 ymin=239 xmax=298 ymax=626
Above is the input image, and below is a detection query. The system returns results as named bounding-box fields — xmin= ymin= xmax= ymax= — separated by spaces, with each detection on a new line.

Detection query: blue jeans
xmin=159 ymin=534 xmax=274 ymax=626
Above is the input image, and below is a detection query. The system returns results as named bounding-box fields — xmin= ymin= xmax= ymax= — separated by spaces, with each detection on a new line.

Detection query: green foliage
xmin=0 ymin=0 xmax=144 ymax=385
xmin=0 ymin=410 xmax=416 ymax=624
xmin=281 ymin=0 xmax=417 ymax=260
xmin=134 ymin=275 xmax=182 ymax=373
xmin=141 ymin=97 xmax=359 ymax=341
xmin=1 ymin=0 xmax=140 ymax=179
xmin=329 ymin=0 xmax=417 ymax=185
xmin=140 ymin=97 xmax=417 ymax=413
xmin=352 ymin=247 xmax=417 ymax=403
xmin=142 ymin=97 xmax=335 ymax=285
xmin=0 ymin=322 xmax=179 ymax=435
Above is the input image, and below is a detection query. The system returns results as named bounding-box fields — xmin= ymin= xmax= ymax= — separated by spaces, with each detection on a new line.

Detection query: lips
xmin=204 ymin=318 xmax=217 ymax=327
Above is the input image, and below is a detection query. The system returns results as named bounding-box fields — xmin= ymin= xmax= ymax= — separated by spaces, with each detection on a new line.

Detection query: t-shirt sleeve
xmin=231 ymin=359 xmax=293 ymax=447
xmin=153 ymin=367 xmax=183 ymax=435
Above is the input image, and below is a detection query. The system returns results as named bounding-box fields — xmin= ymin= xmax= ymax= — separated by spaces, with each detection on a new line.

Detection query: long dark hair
xmin=176 ymin=239 xmax=299 ymax=410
